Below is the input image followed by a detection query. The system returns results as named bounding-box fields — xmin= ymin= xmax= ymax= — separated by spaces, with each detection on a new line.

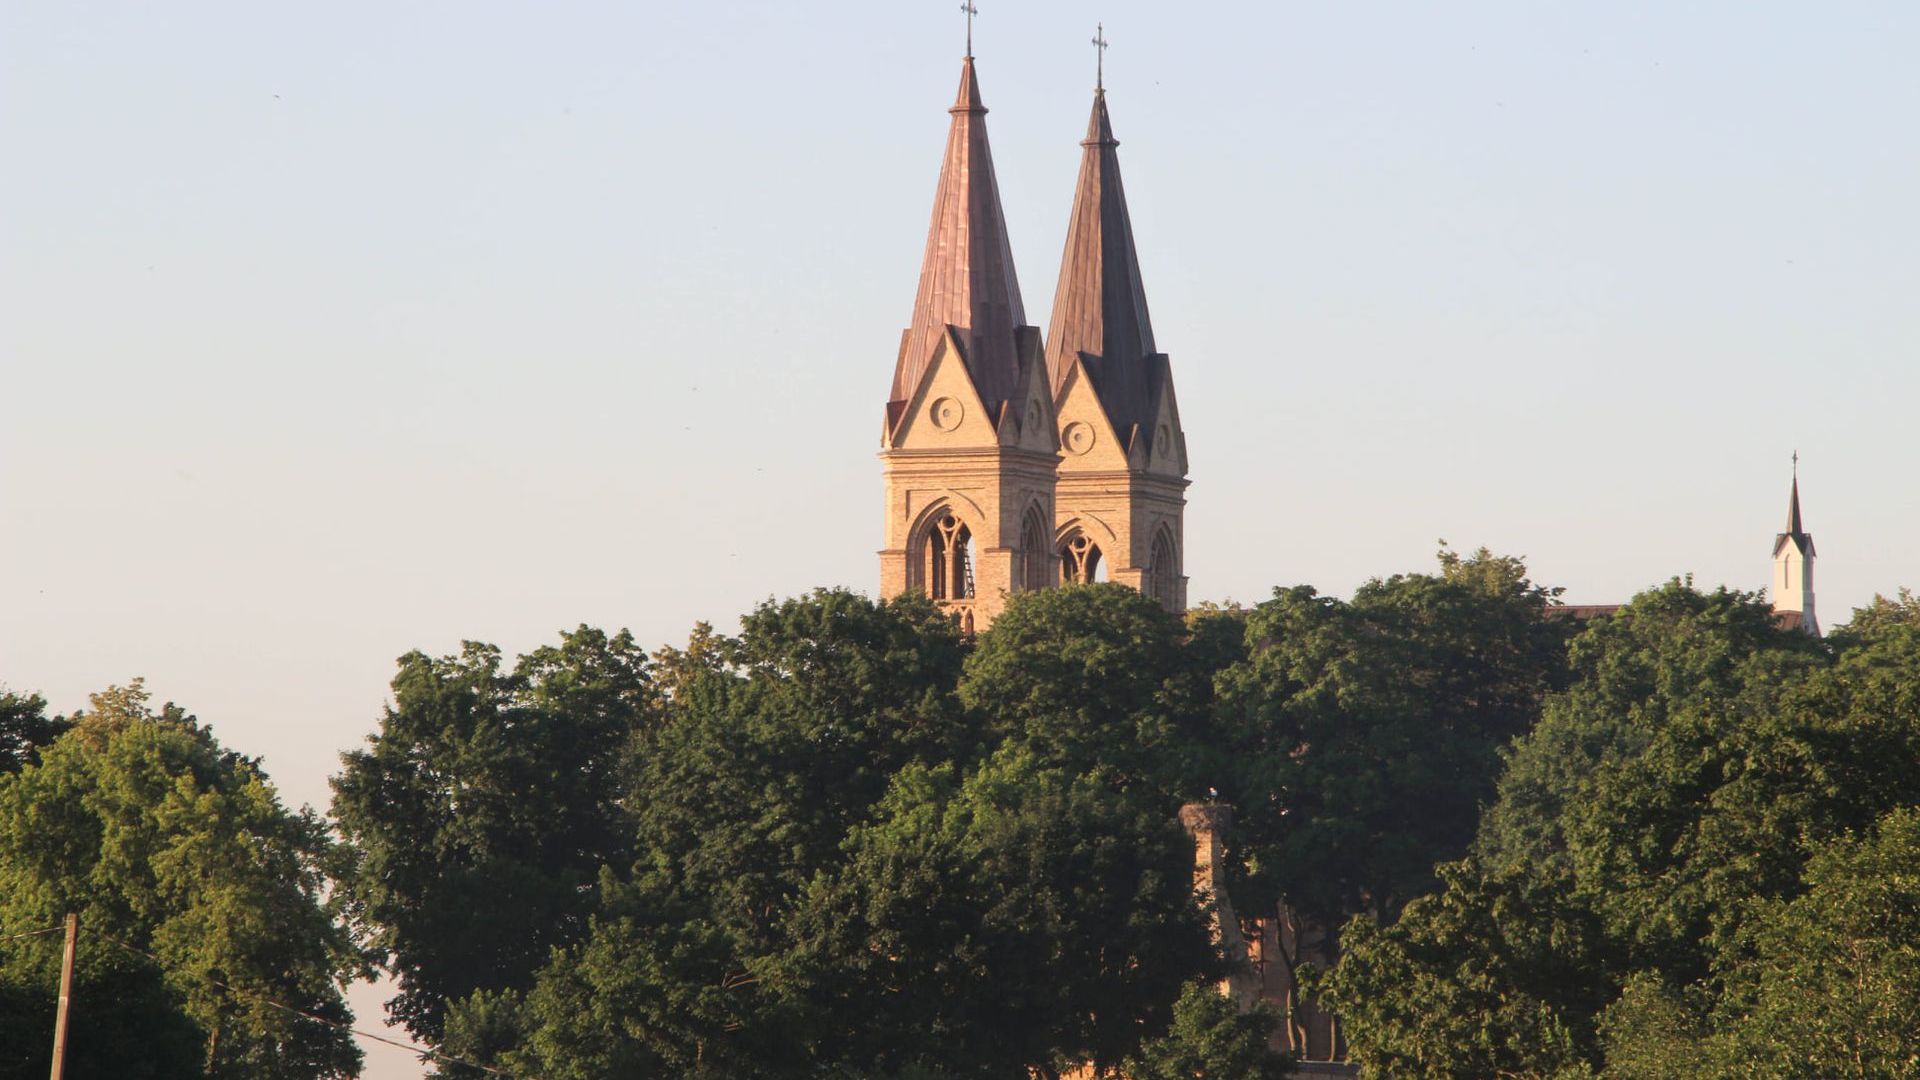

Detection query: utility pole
xmin=49 ymin=913 xmax=76 ymax=1080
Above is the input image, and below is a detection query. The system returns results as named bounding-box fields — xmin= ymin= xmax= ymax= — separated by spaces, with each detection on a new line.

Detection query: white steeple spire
xmin=1771 ymin=457 xmax=1819 ymax=635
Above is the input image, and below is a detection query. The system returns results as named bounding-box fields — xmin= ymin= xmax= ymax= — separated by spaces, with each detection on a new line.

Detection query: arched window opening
xmin=1061 ymin=533 xmax=1106 ymax=585
xmin=925 ymin=513 xmax=975 ymax=601
xmin=1149 ymin=531 xmax=1178 ymax=612
xmin=1020 ymin=510 xmax=1052 ymax=591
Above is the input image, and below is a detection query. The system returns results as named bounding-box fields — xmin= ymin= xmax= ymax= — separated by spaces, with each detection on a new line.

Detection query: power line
xmin=0 ymin=925 xmax=65 ymax=945
xmin=92 ymin=931 xmax=544 ymax=1080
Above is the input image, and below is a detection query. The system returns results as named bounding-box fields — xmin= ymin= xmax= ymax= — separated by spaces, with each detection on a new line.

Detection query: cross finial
xmin=961 ymin=2 xmax=978 ymax=58
xmin=1793 ymin=449 xmax=1799 ymax=477
xmin=1093 ymin=23 xmax=1109 ymax=90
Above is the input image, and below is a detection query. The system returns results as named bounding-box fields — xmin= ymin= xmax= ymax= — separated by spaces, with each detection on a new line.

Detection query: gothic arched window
xmin=1148 ymin=529 xmax=1178 ymax=612
xmin=1020 ymin=508 xmax=1052 ymax=591
xmin=1061 ymin=532 xmax=1105 ymax=585
xmin=924 ymin=513 xmax=975 ymax=601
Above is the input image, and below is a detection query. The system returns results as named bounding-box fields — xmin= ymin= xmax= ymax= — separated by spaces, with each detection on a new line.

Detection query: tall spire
xmin=1786 ymin=453 xmax=1804 ymax=535
xmin=890 ymin=57 xmax=1029 ymax=410
xmin=1045 ymin=84 xmax=1158 ymax=439
xmin=1772 ymin=458 xmax=1819 ymax=635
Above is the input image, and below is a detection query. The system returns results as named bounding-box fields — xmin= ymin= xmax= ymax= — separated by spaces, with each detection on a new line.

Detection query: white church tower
xmin=1771 ymin=461 xmax=1819 ymax=636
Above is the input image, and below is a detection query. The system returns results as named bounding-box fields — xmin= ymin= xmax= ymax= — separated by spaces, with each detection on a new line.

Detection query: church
xmin=877 ymin=49 xmax=1187 ymax=635
xmin=873 ymin=47 xmax=1819 ymax=641
xmin=867 ymin=40 xmax=1824 ymax=1068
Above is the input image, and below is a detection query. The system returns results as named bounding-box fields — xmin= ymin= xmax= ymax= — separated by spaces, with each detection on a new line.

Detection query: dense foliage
xmin=16 ymin=549 xmax=1911 ymax=1078
xmin=0 ymin=683 xmax=364 ymax=1080
xmin=1215 ymin=546 xmax=1573 ymax=924
xmin=0 ymin=691 xmax=67 ymax=775
xmin=330 ymin=627 xmax=651 ymax=1042
xmin=1123 ymin=983 xmax=1295 ymax=1080
xmin=1323 ymin=582 xmax=1920 ymax=1079
xmin=333 ymin=551 xmax=1570 ymax=1077
xmin=432 ymin=589 xmax=1226 ymax=1080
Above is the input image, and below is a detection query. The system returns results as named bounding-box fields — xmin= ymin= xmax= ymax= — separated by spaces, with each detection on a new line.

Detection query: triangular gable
xmin=1773 ymin=532 xmax=1816 ymax=559
xmin=889 ymin=326 xmax=999 ymax=451
xmin=1052 ymin=354 xmax=1129 ymax=472
xmin=999 ymin=331 xmax=1061 ymax=454
xmin=1143 ymin=357 xmax=1188 ymax=478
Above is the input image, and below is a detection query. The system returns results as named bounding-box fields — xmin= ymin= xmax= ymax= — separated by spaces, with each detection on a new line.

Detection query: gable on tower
xmin=1044 ymin=86 xmax=1177 ymax=463
xmin=890 ymin=58 xmax=1030 ymax=417
xmin=1771 ymin=466 xmax=1819 ymax=636
xmin=1044 ymin=78 xmax=1190 ymax=615
xmin=881 ymin=44 xmax=1190 ymax=628
xmin=879 ymin=52 xmax=1060 ymax=632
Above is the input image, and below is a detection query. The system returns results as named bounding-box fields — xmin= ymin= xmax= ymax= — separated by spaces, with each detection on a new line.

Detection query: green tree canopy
xmin=330 ymin=625 xmax=653 ymax=1043
xmin=1215 ymin=546 xmax=1572 ymax=923
xmin=0 ymin=690 xmax=67 ymax=775
xmin=1123 ymin=982 xmax=1295 ymax=1080
xmin=1712 ymin=806 xmax=1920 ymax=1077
xmin=1325 ymin=581 xmax=1920 ymax=1078
xmin=958 ymin=584 xmax=1209 ymax=794
xmin=789 ymin=748 xmax=1218 ymax=1079
xmin=0 ymin=682 xmax=364 ymax=1080
xmin=405 ymin=589 xmax=1235 ymax=1079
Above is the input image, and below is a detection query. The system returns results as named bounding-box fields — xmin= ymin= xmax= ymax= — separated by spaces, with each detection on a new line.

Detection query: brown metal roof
xmin=1544 ymin=604 xmax=1624 ymax=621
xmin=1045 ymin=88 xmax=1159 ymax=442
xmin=890 ymin=57 xmax=1030 ymax=410
xmin=1773 ymin=609 xmax=1820 ymax=634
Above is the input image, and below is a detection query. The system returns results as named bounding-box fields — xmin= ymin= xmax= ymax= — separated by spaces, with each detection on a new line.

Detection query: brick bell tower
xmin=879 ymin=55 xmax=1061 ymax=633
xmin=1044 ymin=78 xmax=1190 ymax=613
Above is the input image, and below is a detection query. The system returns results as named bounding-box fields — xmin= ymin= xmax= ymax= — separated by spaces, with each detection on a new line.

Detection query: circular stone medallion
xmin=1063 ymin=421 xmax=1095 ymax=456
xmin=929 ymin=397 xmax=964 ymax=431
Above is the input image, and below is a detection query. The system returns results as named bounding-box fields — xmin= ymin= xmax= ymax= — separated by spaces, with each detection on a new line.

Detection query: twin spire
xmin=891 ymin=52 xmax=1163 ymax=438
xmin=893 ymin=58 xmax=1028 ymax=409
xmin=1045 ymin=86 xmax=1159 ymax=441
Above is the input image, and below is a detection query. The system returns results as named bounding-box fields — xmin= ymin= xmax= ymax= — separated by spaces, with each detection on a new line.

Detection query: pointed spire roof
xmin=1045 ymin=87 xmax=1158 ymax=440
xmin=1775 ymin=463 xmax=1815 ymax=557
xmin=891 ymin=58 xmax=1029 ymax=410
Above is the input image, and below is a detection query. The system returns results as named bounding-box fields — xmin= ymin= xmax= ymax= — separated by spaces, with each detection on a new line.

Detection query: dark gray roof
xmin=1774 ymin=475 xmax=1816 ymax=557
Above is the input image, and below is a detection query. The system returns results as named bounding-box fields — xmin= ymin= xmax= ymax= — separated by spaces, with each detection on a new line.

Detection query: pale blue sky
xmin=3 ymin=3 xmax=1916 ymax=1075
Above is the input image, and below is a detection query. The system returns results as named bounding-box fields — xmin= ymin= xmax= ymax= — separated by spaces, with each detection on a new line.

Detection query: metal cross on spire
xmin=1093 ymin=23 xmax=1109 ymax=89
xmin=961 ymin=1 xmax=978 ymax=58
xmin=1793 ymin=449 xmax=1800 ymax=477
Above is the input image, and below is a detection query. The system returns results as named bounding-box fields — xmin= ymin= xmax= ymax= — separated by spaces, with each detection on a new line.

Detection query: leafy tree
xmin=442 ymin=591 xmax=971 ymax=1078
xmin=789 ymin=748 xmax=1218 ymax=1079
xmin=0 ymin=682 xmax=363 ymax=1079
xmin=1216 ymin=547 xmax=1571 ymax=925
xmin=1329 ymin=578 xmax=1920 ymax=1076
xmin=1320 ymin=858 xmax=1608 ymax=1080
xmin=330 ymin=625 xmax=652 ymax=1042
xmin=452 ymin=589 xmax=1235 ymax=1079
xmin=0 ymin=690 xmax=67 ymax=775
xmin=506 ymin=749 xmax=1217 ymax=1080
xmin=1592 ymin=973 xmax=1713 ymax=1080
xmin=1123 ymin=982 xmax=1294 ymax=1080
xmin=623 ymin=590 xmax=967 ymax=937
xmin=1711 ymin=806 xmax=1920 ymax=1078
xmin=1831 ymin=586 xmax=1920 ymax=643
xmin=960 ymin=580 xmax=1213 ymax=791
